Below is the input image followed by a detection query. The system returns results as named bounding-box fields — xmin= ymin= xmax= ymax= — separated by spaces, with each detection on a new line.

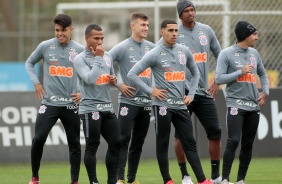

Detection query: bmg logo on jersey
xmin=237 ymin=73 xmax=256 ymax=83
xmin=96 ymin=74 xmax=110 ymax=85
xmin=164 ymin=71 xmax=185 ymax=82
xmin=138 ymin=68 xmax=151 ymax=78
xmin=49 ymin=66 xmax=73 ymax=77
xmin=193 ymin=52 xmax=207 ymax=63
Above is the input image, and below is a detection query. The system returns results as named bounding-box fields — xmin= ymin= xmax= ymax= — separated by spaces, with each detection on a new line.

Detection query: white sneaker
xmin=211 ymin=176 xmax=222 ymax=184
xmin=116 ymin=180 xmax=125 ymax=184
xmin=236 ymin=180 xmax=245 ymax=184
xmin=182 ymin=175 xmax=194 ymax=184
xmin=220 ymin=179 xmax=234 ymax=184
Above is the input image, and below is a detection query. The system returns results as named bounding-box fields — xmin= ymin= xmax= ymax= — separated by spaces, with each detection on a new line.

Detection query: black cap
xmin=235 ymin=21 xmax=257 ymax=42
xmin=177 ymin=0 xmax=195 ymax=18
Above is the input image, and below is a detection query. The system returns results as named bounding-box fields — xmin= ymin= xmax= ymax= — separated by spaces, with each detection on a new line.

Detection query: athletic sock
xmin=211 ymin=160 xmax=220 ymax=179
xmin=178 ymin=162 xmax=189 ymax=178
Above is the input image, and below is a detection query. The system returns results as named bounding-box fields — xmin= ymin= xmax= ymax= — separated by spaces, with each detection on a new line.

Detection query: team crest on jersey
xmin=199 ymin=35 xmax=208 ymax=46
xmin=234 ymin=52 xmax=240 ymax=56
xmin=92 ymin=111 xmax=100 ymax=120
xmin=159 ymin=106 xmax=167 ymax=116
xmin=128 ymin=45 xmax=134 ymax=50
xmin=249 ymin=57 xmax=257 ymax=68
xmin=120 ymin=106 xmax=129 ymax=116
xmin=160 ymin=51 xmax=167 ymax=55
xmin=103 ymin=55 xmax=111 ymax=67
xmin=178 ymin=54 xmax=186 ymax=65
xmin=230 ymin=107 xmax=238 ymax=115
xmin=49 ymin=44 xmax=56 ymax=49
xmin=198 ymin=29 xmax=204 ymax=34
xmin=38 ymin=105 xmax=47 ymax=114
xmin=178 ymin=33 xmax=185 ymax=37
xmin=69 ymin=51 xmax=78 ymax=62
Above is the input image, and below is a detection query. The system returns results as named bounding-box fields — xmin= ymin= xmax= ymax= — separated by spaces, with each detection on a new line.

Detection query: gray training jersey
xmin=128 ymin=43 xmax=199 ymax=110
xmin=25 ymin=38 xmax=84 ymax=106
xmin=178 ymin=22 xmax=221 ymax=97
xmin=215 ymin=44 xmax=269 ymax=111
xmin=74 ymin=49 xmax=115 ymax=114
xmin=109 ymin=37 xmax=155 ymax=106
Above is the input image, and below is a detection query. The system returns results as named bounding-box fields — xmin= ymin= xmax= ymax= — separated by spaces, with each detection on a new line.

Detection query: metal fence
xmin=1 ymin=0 xmax=281 ymax=86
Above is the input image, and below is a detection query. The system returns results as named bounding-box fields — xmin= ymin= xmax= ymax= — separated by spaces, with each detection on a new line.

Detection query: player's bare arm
xmin=207 ymin=80 xmax=220 ymax=98
xmin=70 ymin=93 xmax=80 ymax=104
xmin=241 ymin=64 xmax=254 ymax=75
xmin=118 ymin=83 xmax=136 ymax=97
xmin=183 ymin=95 xmax=193 ymax=105
xmin=257 ymin=92 xmax=268 ymax=107
xmin=150 ymin=87 xmax=167 ymax=101
xmin=34 ymin=83 xmax=46 ymax=100
xmin=109 ymin=75 xmax=117 ymax=86
xmin=90 ymin=45 xmax=104 ymax=57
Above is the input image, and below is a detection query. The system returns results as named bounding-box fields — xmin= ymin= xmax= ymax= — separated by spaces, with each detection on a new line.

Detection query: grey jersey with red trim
xmin=109 ymin=37 xmax=155 ymax=106
xmin=128 ymin=43 xmax=199 ymax=110
xmin=25 ymin=38 xmax=84 ymax=106
xmin=74 ymin=49 xmax=115 ymax=114
xmin=215 ymin=44 xmax=269 ymax=111
xmin=177 ymin=22 xmax=221 ymax=97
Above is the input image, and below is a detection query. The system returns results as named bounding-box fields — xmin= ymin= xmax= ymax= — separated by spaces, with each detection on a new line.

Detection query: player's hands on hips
xmin=257 ymin=92 xmax=268 ymax=106
xmin=118 ymin=83 xmax=136 ymax=97
xmin=70 ymin=93 xmax=80 ymax=104
xmin=109 ymin=75 xmax=117 ymax=86
xmin=207 ymin=81 xmax=219 ymax=98
xmin=183 ymin=95 xmax=193 ymax=105
xmin=150 ymin=87 xmax=167 ymax=101
xmin=34 ymin=83 xmax=46 ymax=100
xmin=90 ymin=45 xmax=104 ymax=57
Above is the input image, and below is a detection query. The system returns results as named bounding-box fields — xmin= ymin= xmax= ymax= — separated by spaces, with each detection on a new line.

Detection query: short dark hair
xmin=53 ymin=14 xmax=72 ymax=29
xmin=131 ymin=12 xmax=148 ymax=22
xmin=161 ymin=19 xmax=177 ymax=29
xmin=85 ymin=24 xmax=102 ymax=35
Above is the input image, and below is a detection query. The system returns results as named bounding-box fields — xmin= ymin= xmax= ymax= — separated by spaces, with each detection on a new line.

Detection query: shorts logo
xmin=120 ymin=106 xmax=129 ymax=116
xmin=92 ymin=111 xmax=100 ymax=120
xmin=38 ymin=105 xmax=47 ymax=114
xmin=230 ymin=107 xmax=238 ymax=115
xmin=159 ymin=106 xmax=167 ymax=116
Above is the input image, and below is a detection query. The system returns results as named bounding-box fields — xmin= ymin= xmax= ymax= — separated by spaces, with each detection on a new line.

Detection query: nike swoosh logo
xmin=74 ymin=111 xmax=78 ymax=113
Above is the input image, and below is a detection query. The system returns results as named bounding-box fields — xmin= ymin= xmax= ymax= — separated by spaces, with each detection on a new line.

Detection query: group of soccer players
xmin=26 ymin=1 xmax=269 ymax=184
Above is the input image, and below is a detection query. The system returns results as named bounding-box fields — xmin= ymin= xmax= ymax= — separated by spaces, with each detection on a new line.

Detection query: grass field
xmin=0 ymin=157 xmax=281 ymax=184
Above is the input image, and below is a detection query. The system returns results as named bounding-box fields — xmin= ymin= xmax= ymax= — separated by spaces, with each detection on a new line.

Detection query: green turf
xmin=0 ymin=157 xmax=281 ymax=184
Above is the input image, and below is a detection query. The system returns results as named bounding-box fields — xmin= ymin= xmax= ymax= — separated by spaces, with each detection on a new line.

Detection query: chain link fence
xmin=0 ymin=0 xmax=281 ymax=87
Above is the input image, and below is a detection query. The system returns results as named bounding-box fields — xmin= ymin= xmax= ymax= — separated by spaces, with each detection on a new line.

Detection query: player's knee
xmin=207 ymin=128 xmax=221 ymax=140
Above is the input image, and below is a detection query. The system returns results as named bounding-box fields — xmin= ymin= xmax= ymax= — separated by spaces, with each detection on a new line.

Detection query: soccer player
xmin=109 ymin=12 xmax=155 ymax=184
xmin=73 ymin=24 xmax=122 ymax=184
xmin=128 ymin=19 xmax=213 ymax=184
xmin=215 ymin=21 xmax=269 ymax=184
xmin=25 ymin=14 xmax=83 ymax=184
xmin=174 ymin=1 xmax=222 ymax=183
